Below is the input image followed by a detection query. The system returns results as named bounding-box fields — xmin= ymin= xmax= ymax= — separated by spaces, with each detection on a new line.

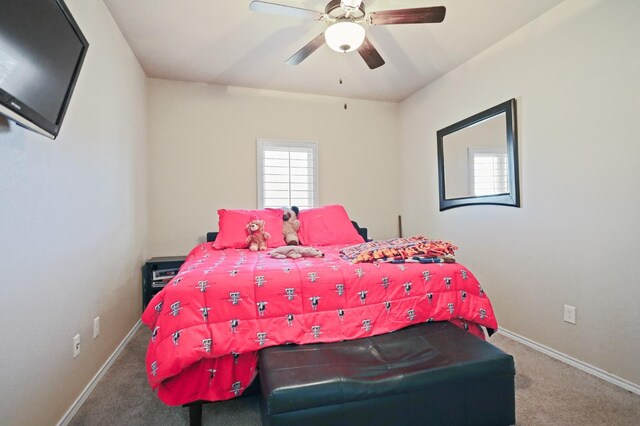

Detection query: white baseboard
xmin=498 ymin=327 xmax=640 ymax=395
xmin=57 ymin=320 xmax=143 ymax=426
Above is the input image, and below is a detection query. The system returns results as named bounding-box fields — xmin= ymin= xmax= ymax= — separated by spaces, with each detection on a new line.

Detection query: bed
xmin=141 ymin=205 xmax=498 ymax=409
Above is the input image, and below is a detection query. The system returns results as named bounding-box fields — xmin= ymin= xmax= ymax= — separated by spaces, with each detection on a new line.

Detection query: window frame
xmin=256 ymin=139 xmax=319 ymax=209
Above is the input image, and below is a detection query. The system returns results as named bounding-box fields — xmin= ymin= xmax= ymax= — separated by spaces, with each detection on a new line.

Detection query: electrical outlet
xmin=93 ymin=316 xmax=100 ymax=338
xmin=564 ymin=304 xmax=576 ymax=324
xmin=73 ymin=334 xmax=81 ymax=358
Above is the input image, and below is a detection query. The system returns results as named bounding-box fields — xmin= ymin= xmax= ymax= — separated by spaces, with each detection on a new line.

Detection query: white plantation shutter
xmin=257 ymin=139 xmax=318 ymax=209
xmin=468 ymin=148 xmax=509 ymax=196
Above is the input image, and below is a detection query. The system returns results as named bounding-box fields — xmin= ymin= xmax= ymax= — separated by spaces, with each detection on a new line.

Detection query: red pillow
xmin=213 ymin=208 xmax=286 ymax=249
xmin=298 ymin=205 xmax=364 ymax=246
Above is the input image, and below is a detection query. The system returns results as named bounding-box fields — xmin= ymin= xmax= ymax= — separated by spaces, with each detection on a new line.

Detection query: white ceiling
xmin=103 ymin=0 xmax=563 ymax=102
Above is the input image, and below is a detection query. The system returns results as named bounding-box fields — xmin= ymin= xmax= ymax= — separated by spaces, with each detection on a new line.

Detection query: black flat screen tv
xmin=0 ymin=0 xmax=89 ymax=139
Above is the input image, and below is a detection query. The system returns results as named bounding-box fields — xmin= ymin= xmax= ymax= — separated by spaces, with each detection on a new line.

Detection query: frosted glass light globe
xmin=324 ymin=22 xmax=365 ymax=53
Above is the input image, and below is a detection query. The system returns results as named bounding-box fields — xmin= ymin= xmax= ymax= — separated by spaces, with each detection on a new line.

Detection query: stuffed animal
xmin=246 ymin=216 xmax=270 ymax=251
xmin=282 ymin=206 xmax=300 ymax=245
xmin=269 ymin=246 xmax=324 ymax=259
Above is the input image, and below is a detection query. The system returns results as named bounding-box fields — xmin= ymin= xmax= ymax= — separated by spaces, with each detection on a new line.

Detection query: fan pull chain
xmin=340 ymin=52 xmax=348 ymax=110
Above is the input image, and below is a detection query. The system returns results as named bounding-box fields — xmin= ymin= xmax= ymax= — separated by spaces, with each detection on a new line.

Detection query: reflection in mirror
xmin=437 ymin=99 xmax=519 ymax=211
xmin=443 ymin=113 xmax=508 ymax=199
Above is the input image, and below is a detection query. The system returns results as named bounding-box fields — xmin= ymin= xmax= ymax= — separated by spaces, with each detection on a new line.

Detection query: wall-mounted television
xmin=0 ymin=0 xmax=89 ymax=139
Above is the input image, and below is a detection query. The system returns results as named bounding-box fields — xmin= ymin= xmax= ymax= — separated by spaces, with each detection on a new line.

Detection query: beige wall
xmin=400 ymin=0 xmax=640 ymax=386
xmin=147 ymin=79 xmax=400 ymax=256
xmin=0 ymin=0 xmax=148 ymax=424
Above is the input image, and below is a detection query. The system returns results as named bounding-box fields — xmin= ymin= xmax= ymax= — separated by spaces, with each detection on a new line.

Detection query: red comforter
xmin=142 ymin=243 xmax=498 ymax=405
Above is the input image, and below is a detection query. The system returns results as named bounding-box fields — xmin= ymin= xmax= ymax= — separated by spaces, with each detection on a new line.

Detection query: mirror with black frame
xmin=437 ymin=99 xmax=520 ymax=211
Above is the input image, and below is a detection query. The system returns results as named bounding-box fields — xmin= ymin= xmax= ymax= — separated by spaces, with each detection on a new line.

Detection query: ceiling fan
xmin=249 ymin=0 xmax=446 ymax=70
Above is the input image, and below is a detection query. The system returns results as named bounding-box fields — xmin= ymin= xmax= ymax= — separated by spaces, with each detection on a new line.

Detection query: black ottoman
xmin=259 ymin=322 xmax=515 ymax=426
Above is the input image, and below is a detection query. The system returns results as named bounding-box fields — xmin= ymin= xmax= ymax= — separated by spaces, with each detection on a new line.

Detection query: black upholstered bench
xmin=259 ymin=322 xmax=515 ymax=426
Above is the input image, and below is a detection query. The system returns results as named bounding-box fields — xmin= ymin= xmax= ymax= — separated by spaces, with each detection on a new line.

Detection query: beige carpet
xmin=69 ymin=326 xmax=640 ymax=425
xmin=491 ymin=333 xmax=640 ymax=425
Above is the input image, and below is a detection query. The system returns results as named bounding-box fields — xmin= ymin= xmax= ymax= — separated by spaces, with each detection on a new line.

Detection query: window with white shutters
xmin=257 ymin=139 xmax=318 ymax=209
xmin=468 ymin=148 xmax=509 ymax=196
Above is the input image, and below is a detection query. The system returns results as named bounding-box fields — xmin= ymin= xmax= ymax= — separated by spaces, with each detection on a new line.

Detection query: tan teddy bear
xmin=246 ymin=217 xmax=270 ymax=251
xmin=269 ymin=246 xmax=324 ymax=259
xmin=282 ymin=206 xmax=301 ymax=245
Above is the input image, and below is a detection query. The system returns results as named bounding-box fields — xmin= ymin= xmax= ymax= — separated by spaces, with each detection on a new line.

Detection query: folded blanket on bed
xmin=340 ymin=236 xmax=458 ymax=264
xmin=381 ymin=255 xmax=456 ymax=264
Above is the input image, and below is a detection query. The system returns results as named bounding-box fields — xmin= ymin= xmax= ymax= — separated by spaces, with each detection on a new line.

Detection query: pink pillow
xmin=213 ymin=209 xmax=286 ymax=249
xmin=298 ymin=205 xmax=364 ymax=246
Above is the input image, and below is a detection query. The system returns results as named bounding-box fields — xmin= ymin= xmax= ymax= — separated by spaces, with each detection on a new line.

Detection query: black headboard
xmin=351 ymin=221 xmax=368 ymax=242
xmin=206 ymin=221 xmax=368 ymax=243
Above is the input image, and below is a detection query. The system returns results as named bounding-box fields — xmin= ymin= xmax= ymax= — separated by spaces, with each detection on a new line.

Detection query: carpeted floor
xmin=69 ymin=325 xmax=640 ymax=426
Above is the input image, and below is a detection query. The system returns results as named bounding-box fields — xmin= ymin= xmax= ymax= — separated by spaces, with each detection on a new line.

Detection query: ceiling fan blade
xmin=286 ymin=33 xmax=326 ymax=65
xmin=368 ymin=6 xmax=446 ymax=26
xmin=357 ymin=37 xmax=385 ymax=69
xmin=249 ymin=1 xmax=323 ymax=20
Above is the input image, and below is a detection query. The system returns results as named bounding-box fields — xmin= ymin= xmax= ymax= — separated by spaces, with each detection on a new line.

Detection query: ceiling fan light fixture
xmin=324 ymin=21 xmax=365 ymax=53
xmin=341 ymin=0 xmax=362 ymax=8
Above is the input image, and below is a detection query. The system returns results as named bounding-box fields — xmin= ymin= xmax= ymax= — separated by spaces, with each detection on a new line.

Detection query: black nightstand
xmin=142 ymin=256 xmax=187 ymax=312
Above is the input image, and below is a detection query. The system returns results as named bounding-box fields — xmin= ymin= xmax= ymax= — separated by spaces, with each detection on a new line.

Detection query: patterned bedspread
xmin=142 ymin=242 xmax=498 ymax=405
